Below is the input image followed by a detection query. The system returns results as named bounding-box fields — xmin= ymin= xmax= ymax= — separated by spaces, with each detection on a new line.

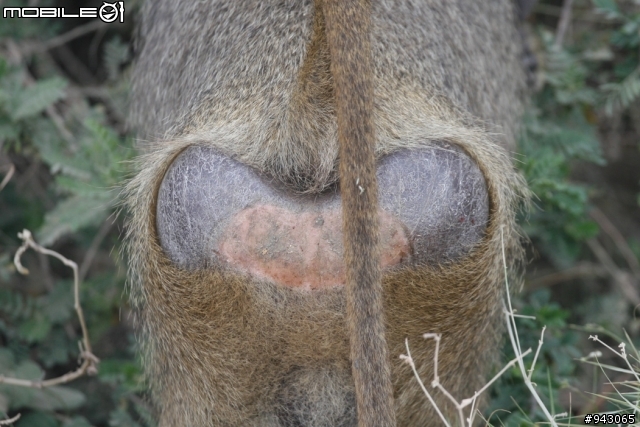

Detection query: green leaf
xmin=0 ymin=392 xmax=9 ymax=413
xmin=1 ymin=379 xmax=86 ymax=411
xmin=11 ymin=361 xmax=44 ymax=382
xmin=132 ymin=399 xmax=157 ymax=427
xmin=98 ymin=359 xmax=143 ymax=390
xmin=42 ymin=282 xmax=74 ymax=324
xmin=0 ymin=57 xmax=8 ymax=78
xmin=0 ymin=349 xmax=16 ymax=372
xmin=39 ymin=329 xmax=76 ymax=369
xmin=18 ymin=314 xmax=52 ymax=344
xmin=565 ymin=219 xmax=599 ymax=240
xmin=63 ymin=417 xmax=95 ymax=427
xmin=103 ymin=36 xmax=130 ymax=82
xmin=16 ymin=412 xmax=59 ymax=427
xmin=601 ymin=67 xmax=640 ymax=115
xmin=0 ymin=117 xmax=20 ymax=144
xmin=27 ymin=386 xmax=86 ymax=411
xmin=54 ymin=176 xmax=110 ymax=198
xmin=37 ymin=193 xmax=114 ymax=246
xmin=11 ymin=78 xmax=67 ymax=121
xmin=592 ymin=0 xmax=621 ymax=18
xmin=109 ymin=408 xmax=142 ymax=427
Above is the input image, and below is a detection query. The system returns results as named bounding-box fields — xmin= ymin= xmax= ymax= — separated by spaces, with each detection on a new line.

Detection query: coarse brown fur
xmin=322 ymin=0 xmax=396 ymax=425
xmin=126 ymin=0 xmax=530 ymax=425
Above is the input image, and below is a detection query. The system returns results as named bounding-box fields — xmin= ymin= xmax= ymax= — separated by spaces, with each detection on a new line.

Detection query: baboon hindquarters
xmin=127 ymin=1 xmax=527 ymax=425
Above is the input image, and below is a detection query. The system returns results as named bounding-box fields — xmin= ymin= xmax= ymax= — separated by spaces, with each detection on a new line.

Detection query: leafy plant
xmin=0 ymin=2 xmax=142 ymax=426
xmin=491 ymin=1 xmax=640 ymax=424
xmin=486 ymin=290 xmax=582 ymax=426
xmin=518 ymin=29 xmax=606 ymax=266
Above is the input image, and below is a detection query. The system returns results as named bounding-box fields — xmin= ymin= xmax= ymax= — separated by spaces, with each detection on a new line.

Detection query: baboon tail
xmin=322 ymin=0 xmax=397 ymax=426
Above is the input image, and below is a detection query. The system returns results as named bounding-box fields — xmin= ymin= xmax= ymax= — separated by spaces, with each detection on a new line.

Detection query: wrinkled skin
xmin=126 ymin=1 xmax=528 ymax=425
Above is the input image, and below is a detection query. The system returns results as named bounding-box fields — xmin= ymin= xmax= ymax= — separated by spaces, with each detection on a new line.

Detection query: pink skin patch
xmin=218 ymin=205 xmax=411 ymax=290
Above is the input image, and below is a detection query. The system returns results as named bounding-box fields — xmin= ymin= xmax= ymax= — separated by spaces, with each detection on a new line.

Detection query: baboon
xmin=126 ymin=0 xmax=529 ymax=425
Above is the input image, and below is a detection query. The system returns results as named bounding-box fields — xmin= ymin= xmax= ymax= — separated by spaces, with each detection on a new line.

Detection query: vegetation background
xmin=0 ymin=0 xmax=638 ymax=425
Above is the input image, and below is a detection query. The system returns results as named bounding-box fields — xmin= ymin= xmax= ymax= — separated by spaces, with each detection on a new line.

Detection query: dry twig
xmin=0 ymin=414 xmax=20 ymax=426
xmin=0 ymin=163 xmax=14 ymax=192
xmin=501 ymin=227 xmax=559 ymax=427
xmin=555 ymin=0 xmax=575 ymax=48
xmin=400 ymin=336 xmax=532 ymax=427
xmin=590 ymin=207 xmax=640 ymax=280
xmin=0 ymin=230 xmax=99 ymax=389
xmin=398 ymin=227 xmax=561 ymax=426
xmin=527 ymin=262 xmax=607 ymax=289
xmin=587 ymin=238 xmax=640 ymax=305
xmin=22 ymin=20 xmax=107 ymax=55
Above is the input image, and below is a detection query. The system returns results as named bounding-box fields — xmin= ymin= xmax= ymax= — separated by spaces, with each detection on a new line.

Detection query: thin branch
xmin=397 ymin=227 xmax=561 ymax=427
xmin=587 ymin=238 xmax=640 ymax=305
xmin=459 ymin=348 xmax=533 ymax=410
xmin=502 ymin=227 xmax=559 ymax=427
xmin=466 ymin=396 xmax=478 ymax=427
xmin=23 ymin=20 xmax=107 ymax=55
xmin=401 ymin=335 xmax=532 ymax=427
xmin=51 ymin=45 xmax=97 ymax=86
xmin=2 ymin=230 xmax=99 ymax=389
xmin=423 ymin=333 xmax=441 ymax=386
xmin=420 ymin=333 xmax=465 ymax=425
xmin=512 ymin=314 xmax=536 ymax=320
xmin=399 ymin=339 xmax=451 ymax=427
xmin=528 ymin=326 xmax=546 ymax=381
xmin=0 ymin=164 xmax=14 ymax=192
xmin=0 ymin=414 xmax=20 ymax=426
xmin=502 ymin=226 xmax=523 ymax=358
xmin=589 ymin=351 xmax=637 ymax=412
xmin=503 ymin=306 xmax=558 ymax=427
xmin=527 ymin=262 xmax=607 ymax=289
xmin=590 ymin=207 xmax=640 ymax=280
xmin=589 ymin=335 xmax=640 ymax=385
xmin=74 ymin=86 xmax=127 ymax=132
xmin=555 ymin=0 xmax=575 ymax=48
